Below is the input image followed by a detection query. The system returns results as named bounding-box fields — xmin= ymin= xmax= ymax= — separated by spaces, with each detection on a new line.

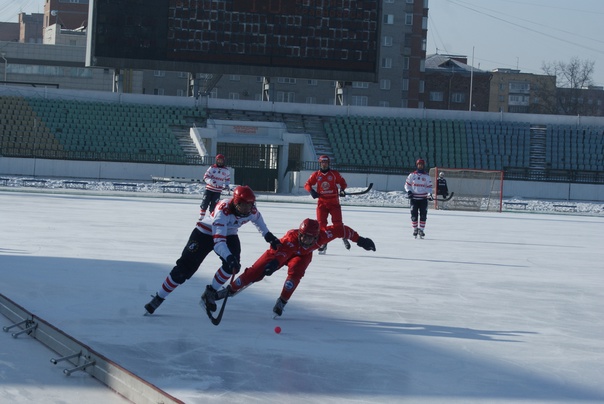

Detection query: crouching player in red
xmin=216 ymin=218 xmax=376 ymax=317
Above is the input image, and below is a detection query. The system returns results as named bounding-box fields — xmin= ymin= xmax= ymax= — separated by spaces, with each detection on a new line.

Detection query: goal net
xmin=429 ymin=168 xmax=503 ymax=212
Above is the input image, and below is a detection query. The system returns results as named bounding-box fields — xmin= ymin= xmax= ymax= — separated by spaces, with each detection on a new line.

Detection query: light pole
xmin=1 ymin=52 xmax=7 ymax=83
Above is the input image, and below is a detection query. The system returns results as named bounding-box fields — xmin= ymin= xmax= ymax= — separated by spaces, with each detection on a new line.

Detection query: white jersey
xmin=405 ymin=170 xmax=433 ymax=200
xmin=203 ymin=164 xmax=230 ymax=193
xmin=195 ymin=198 xmax=270 ymax=260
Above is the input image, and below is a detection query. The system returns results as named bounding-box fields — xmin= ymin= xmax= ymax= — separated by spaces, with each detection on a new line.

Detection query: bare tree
xmin=542 ymin=57 xmax=596 ymax=115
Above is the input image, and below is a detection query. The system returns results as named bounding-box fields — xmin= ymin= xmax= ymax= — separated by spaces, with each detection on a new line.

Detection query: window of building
xmin=177 ymin=89 xmax=184 ymax=97
xmin=509 ymin=82 xmax=530 ymax=92
xmin=70 ymin=67 xmax=90 ymax=78
xmin=277 ymin=77 xmax=297 ymax=84
xmin=508 ymin=94 xmax=529 ymax=105
xmin=380 ymin=79 xmax=391 ymax=90
xmin=383 ymin=36 xmax=393 ymax=47
xmin=351 ymin=95 xmax=368 ymax=106
xmin=379 ymin=101 xmax=390 ymax=107
xmin=429 ymin=91 xmax=443 ymax=101
xmin=405 ymin=13 xmax=413 ymax=25
xmin=451 ymin=92 xmax=465 ymax=103
xmin=307 ymin=79 xmax=318 ymax=86
xmin=228 ymin=92 xmax=240 ymax=100
xmin=353 ymin=82 xmax=369 ymax=88
xmin=403 ymin=56 xmax=410 ymax=70
xmin=419 ymin=80 xmax=425 ymax=93
xmin=229 ymin=75 xmax=241 ymax=81
xmin=383 ymin=14 xmax=394 ymax=24
xmin=153 ymin=88 xmax=165 ymax=95
xmin=381 ymin=58 xmax=392 ymax=68
xmin=402 ymin=79 xmax=409 ymax=91
xmin=306 ymin=96 xmax=317 ymax=104
xmin=153 ymin=70 xmax=165 ymax=77
xmin=276 ymin=91 xmax=295 ymax=102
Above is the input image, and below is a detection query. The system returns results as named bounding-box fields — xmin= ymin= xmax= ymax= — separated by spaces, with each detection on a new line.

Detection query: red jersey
xmin=304 ymin=169 xmax=347 ymax=200
xmin=267 ymin=224 xmax=358 ymax=265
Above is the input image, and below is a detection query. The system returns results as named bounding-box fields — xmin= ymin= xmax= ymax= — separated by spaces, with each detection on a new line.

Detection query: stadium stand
xmin=1 ymin=95 xmax=603 ymax=184
xmin=1 ymin=96 xmax=206 ymax=163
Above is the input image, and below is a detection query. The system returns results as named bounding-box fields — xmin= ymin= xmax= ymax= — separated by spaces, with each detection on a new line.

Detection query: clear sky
xmin=428 ymin=0 xmax=604 ymax=86
xmin=1 ymin=0 xmax=603 ymax=86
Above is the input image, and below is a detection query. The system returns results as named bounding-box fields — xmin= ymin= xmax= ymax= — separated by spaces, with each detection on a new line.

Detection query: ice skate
xmin=273 ymin=297 xmax=288 ymax=317
xmin=144 ymin=293 xmax=164 ymax=315
xmin=201 ymin=285 xmax=218 ymax=312
xmin=343 ymin=238 xmax=351 ymax=250
xmin=418 ymin=229 xmax=425 ymax=239
xmin=413 ymin=228 xmax=419 ymax=238
xmin=318 ymin=244 xmax=327 ymax=255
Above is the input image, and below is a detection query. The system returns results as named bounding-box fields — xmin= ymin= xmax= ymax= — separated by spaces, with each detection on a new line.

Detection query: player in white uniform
xmin=200 ymin=154 xmax=231 ymax=217
xmin=404 ymin=158 xmax=433 ymax=238
xmin=144 ymin=185 xmax=281 ymax=315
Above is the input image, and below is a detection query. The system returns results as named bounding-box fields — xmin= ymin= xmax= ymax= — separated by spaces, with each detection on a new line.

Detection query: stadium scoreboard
xmin=86 ymin=0 xmax=381 ymax=81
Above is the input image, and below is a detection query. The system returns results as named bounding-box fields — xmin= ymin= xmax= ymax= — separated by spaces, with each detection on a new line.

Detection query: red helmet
xmin=318 ymin=155 xmax=330 ymax=163
xmin=299 ymin=218 xmax=320 ymax=238
xmin=416 ymin=158 xmax=425 ymax=166
xmin=215 ymin=154 xmax=225 ymax=167
xmin=299 ymin=218 xmax=320 ymax=247
xmin=216 ymin=154 xmax=225 ymax=160
xmin=232 ymin=185 xmax=255 ymax=205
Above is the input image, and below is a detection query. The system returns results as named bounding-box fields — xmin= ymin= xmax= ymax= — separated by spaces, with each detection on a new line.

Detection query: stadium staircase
xmin=529 ymin=124 xmax=547 ymax=175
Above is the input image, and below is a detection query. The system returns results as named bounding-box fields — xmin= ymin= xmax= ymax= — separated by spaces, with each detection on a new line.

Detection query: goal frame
xmin=430 ymin=167 xmax=504 ymax=212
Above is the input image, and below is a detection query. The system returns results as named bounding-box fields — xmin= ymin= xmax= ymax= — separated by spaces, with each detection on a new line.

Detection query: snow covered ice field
xmin=1 ymin=183 xmax=604 ymax=403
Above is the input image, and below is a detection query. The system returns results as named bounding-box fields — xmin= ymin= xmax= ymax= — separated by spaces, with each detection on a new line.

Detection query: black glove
xmin=224 ymin=255 xmax=241 ymax=274
xmin=310 ymin=189 xmax=319 ymax=199
xmin=264 ymin=232 xmax=282 ymax=250
xmin=339 ymin=190 xmax=346 ymax=197
xmin=356 ymin=236 xmax=376 ymax=251
xmin=263 ymin=259 xmax=280 ymax=277
xmin=407 ymin=191 xmax=413 ymax=199
xmin=428 ymin=194 xmax=434 ymax=201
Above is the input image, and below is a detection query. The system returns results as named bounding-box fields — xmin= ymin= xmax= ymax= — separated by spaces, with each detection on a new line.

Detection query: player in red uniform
xmin=214 ymin=218 xmax=376 ymax=317
xmin=304 ymin=155 xmax=349 ymax=254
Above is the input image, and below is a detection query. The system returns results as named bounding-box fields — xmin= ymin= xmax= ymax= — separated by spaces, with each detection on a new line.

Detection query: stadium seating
xmin=1 ymin=96 xmax=206 ymax=163
xmin=2 ymin=95 xmax=603 ymax=178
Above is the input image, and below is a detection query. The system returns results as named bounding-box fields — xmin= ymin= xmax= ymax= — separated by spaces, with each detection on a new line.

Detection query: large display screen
xmin=86 ymin=0 xmax=381 ymax=81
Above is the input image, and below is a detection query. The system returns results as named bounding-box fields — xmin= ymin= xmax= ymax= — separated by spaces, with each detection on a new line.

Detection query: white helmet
xmin=439 ymin=172 xmax=445 ymax=178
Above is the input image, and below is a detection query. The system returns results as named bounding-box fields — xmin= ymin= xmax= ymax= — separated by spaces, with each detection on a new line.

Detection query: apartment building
xmin=423 ymin=53 xmax=491 ymax=111
xmin=489 ymin=68 xmax=557 ymax=114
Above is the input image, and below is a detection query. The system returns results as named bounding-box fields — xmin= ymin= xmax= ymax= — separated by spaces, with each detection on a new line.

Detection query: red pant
xmin=231 ymin=250 xmax=313 ymax=301
xmin=317 ymin=197 xmax=343 ymax=230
